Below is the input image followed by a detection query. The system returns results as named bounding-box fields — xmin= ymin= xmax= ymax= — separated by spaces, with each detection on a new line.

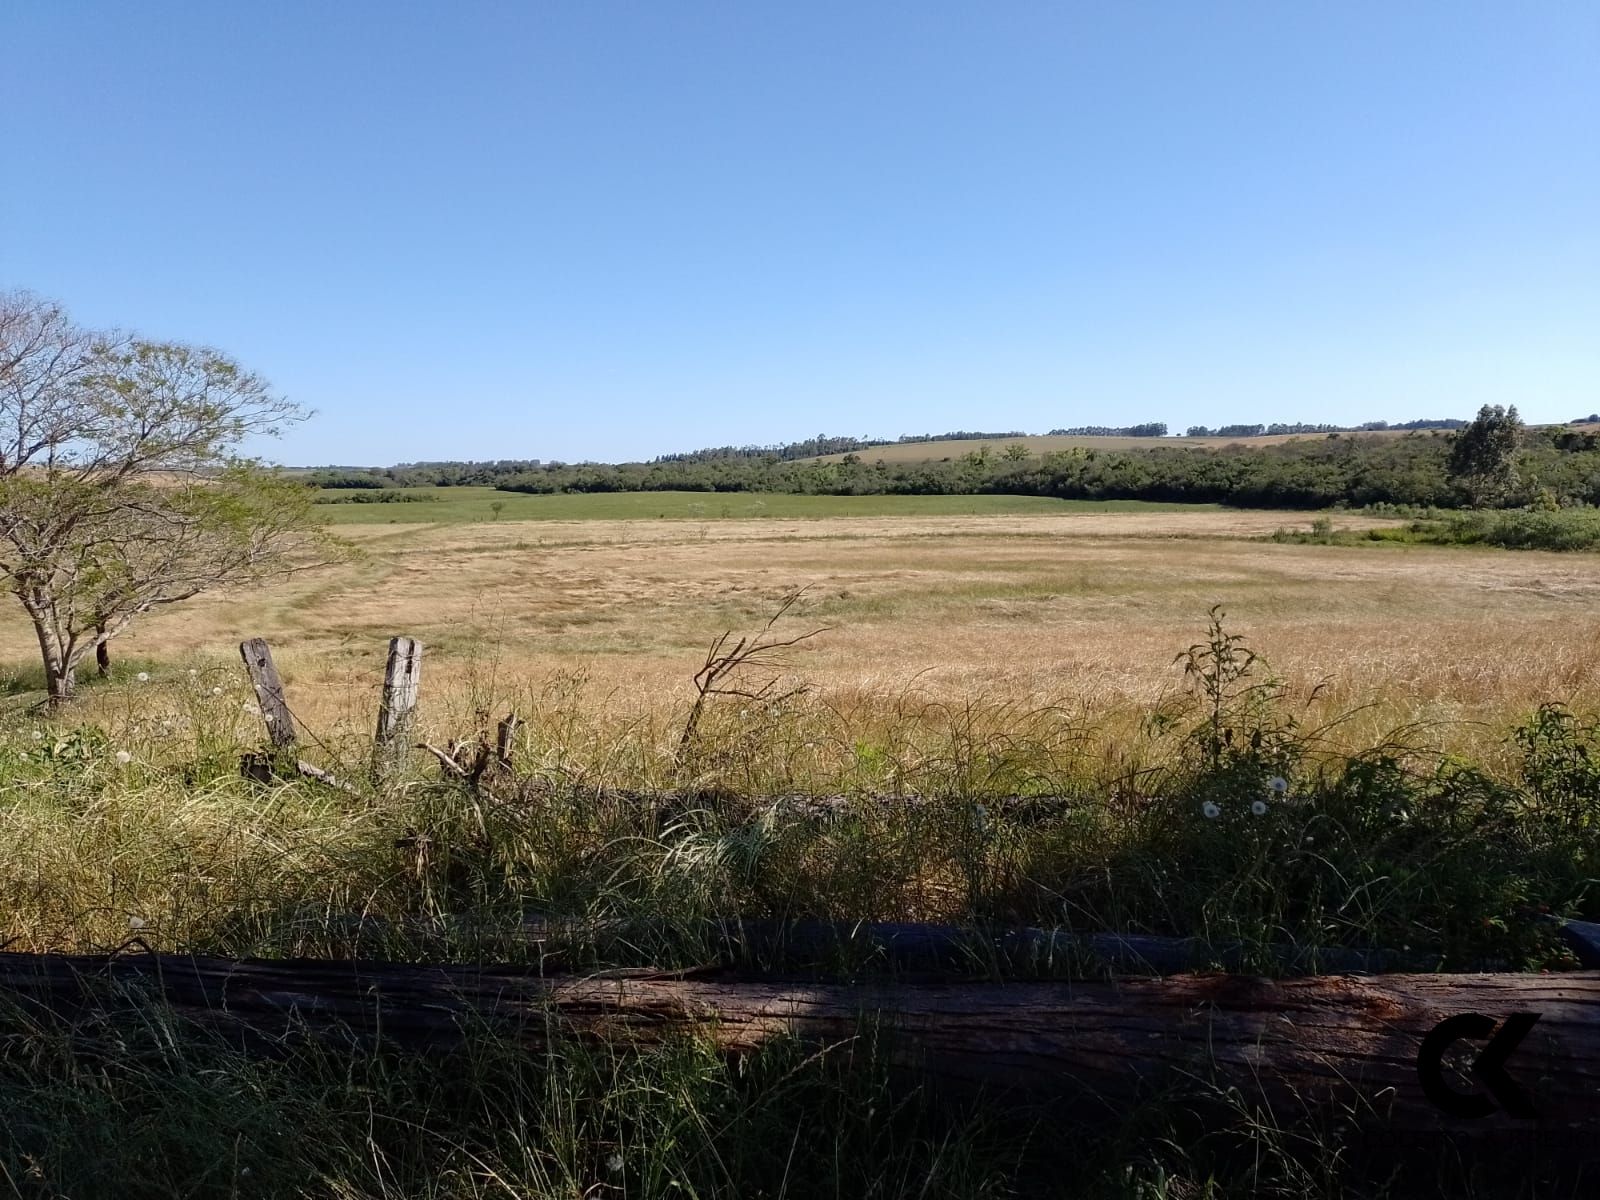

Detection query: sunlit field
xmin=7 ymin=501 xmax=1600 ymax=1196
xmin=311 ymin=485 xmax=1220 ymax=523
xmin=4 ymin=501 xmax=1592 ymax=773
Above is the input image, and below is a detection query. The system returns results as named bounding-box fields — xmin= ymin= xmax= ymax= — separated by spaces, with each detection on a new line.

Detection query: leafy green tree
xmin=1447 ymin=404 xmax=1523 ymax=507
xmin=0 ymin=291 xmax=326 ymax=703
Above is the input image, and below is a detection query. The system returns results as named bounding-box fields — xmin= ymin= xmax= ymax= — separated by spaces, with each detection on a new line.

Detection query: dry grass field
xmin=7 ymin=504 xmax=1597 ymax=777
xmin=8 ymin=503 xmax=1600 ymax=1198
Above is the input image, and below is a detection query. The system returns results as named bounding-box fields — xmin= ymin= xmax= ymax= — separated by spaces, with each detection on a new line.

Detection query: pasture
xmin=6 ymin=499 xmax=1600 ymax=1196
xmin=312 ymin=485 xmax=1219 ymax=523
xmin=6 ymin=500 xmax=1593 ymax=770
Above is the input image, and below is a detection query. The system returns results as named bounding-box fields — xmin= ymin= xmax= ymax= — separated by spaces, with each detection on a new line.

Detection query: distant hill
xmin=804 ymin=429 xmax=1412 ymax=464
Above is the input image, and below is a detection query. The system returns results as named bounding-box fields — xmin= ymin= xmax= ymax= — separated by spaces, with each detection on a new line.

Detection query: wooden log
xmin=294 ymin=759 xmax=360 ymax=796
xmin=418 ymin=741 xmax=468 ymax=778
xmin=374 ymin=637 xmax=422 ymax=778
xmin=239 ymin=753 xmax=359 ymax=795
xmin=2 ymin=951 xmax=1597 ymax=1130
xmin=238 ymin=638 xmax=297 ymax=748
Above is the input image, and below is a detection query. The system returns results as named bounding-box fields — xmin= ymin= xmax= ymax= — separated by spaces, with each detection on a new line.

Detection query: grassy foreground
xmin=2 ymin=609 xmax=1599 ymax=1197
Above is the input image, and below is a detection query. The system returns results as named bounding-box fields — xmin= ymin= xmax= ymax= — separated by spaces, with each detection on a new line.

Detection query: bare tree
xmin=676 ymin=590 xmax=829 ymax=761
xmin=0 ymin=291 xmax=326 ymax=704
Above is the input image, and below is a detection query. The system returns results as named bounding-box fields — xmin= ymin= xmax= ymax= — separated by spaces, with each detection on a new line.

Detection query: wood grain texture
xmin=238 ymin=637 xmax=297 ymax=748
xmin=373 ymin=635 xmax=422 ymax=776
xmin=3 ymin=952 xmax=1596 ymax=1130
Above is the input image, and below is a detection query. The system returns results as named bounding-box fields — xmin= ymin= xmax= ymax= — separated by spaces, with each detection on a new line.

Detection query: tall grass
xmin=3 ymin=620 xmax=1596 ymax=968
xmin=3 ymin=618 xmax=1599 ymax=1196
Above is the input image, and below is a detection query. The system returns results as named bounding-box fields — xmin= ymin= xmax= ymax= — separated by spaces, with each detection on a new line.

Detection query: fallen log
xmin=2 ymin=951 xmax=1596 ymax=1131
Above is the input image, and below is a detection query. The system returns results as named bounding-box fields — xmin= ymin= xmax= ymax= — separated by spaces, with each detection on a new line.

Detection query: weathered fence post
xmin=238 ymin=638 xmax=298 ymax=748
xmin=234 ymin=637 xmax=361 ymax=795
xmin=374 ymin=636 xmax=422 ymax=779
xmin=495 ymin=713 xmax=519 ymax=770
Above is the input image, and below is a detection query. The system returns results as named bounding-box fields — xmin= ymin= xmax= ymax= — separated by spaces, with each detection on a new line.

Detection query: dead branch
xmin=677 ymin=590 xmax=830 ymax=761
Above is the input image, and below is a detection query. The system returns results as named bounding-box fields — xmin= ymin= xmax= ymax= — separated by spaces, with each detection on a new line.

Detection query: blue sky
xmin=6 ymin=2 xmax=1597 ymax=465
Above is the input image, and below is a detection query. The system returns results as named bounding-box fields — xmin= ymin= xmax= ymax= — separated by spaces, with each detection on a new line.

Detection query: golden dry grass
xmin=1 ymin=506 xmax=1595 ymax=776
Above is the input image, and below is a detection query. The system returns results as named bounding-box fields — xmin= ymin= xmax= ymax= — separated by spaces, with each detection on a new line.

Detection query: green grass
xmin=315 ymin=486 xmax=1223 ymax=524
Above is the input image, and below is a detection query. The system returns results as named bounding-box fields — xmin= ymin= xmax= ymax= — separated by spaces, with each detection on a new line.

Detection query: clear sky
xmin=6 ymin=2 xmax=1597 ymax=465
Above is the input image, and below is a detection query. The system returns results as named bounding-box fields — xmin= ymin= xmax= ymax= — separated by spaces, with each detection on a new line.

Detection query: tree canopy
xmin=1447 ymin=404 xmax=1524 ymax=508
xmin=0 ymin=291 xmax=326 ymax=703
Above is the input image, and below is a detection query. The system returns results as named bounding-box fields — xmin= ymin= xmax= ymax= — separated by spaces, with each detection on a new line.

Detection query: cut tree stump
xmin=3 ymin=951 xmax=1597 ymax=1130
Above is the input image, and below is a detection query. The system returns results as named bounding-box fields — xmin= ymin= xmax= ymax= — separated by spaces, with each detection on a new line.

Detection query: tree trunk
xmin=30 ymin=623 xmax=72 ymax=706
xmin=21 ymin=591 xmax=76 ymax=706
xmin=4 ymin=950 xmax=1598 ymax=1132
xmin=46 ymin=667 xmax=75 ymax=705
xmin=95 ymin=625 xmax=110 ymax=677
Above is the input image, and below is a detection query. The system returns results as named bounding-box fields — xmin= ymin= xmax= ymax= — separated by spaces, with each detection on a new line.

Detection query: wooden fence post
xmin=374 ymin=637 xmax=422 ymax=779
xmin=495 ymin=713 xmax=519 ymax=770
xmin=238 ymin=638 xmax=297 ymax=749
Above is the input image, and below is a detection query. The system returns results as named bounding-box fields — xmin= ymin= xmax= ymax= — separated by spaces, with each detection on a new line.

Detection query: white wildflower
xmin=188 ymin=669 xmax=198 ymax=677
xmin=1267 ymin=776 xmax=1288 ymax=794
xmin=1201 ymin=801 xmax=1221 ymax=819
xmin=114 ymin=750 xmax=132 ymax=765
xmin=1251 ymin=799 xmax=1268 ymax=816
xmin=30 ymin=730 xmax=42 ymax=741
xmin=128 ymin=915 xmax=146 ymax=930
xmin=211 ymin=686 xmax=223 ymax=696
xmin=606 ymin=1152 xmax=624 ymax=1175
xmin=136 ymin=671 xmax=150 ymax=683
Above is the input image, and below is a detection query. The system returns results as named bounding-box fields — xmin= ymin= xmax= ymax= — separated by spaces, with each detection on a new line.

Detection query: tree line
xmin=488 ymin=413 xmax=1594 ymax=511
xmin=1184 ymin=419 xmax=1466 ymax=437
xmin=305 ymin=417 xmax=1493 ymax=492
xmin=1046 ymin=423 xmax=1167 ymax=437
